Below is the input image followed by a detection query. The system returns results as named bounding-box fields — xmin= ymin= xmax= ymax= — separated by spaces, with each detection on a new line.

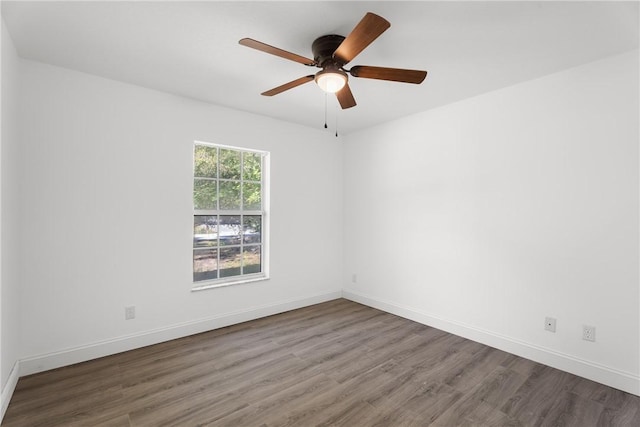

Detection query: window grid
xmin=193 ymin=142 xmax=266 ymax=286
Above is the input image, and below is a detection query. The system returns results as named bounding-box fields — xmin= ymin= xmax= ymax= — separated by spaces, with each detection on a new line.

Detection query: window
xmin=192 ymin=142 xmax=268 ymax=288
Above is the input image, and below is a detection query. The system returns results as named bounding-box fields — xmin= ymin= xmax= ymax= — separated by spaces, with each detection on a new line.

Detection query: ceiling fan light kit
xmin=239 ymin=12 xmax=427 ymax=110
xmin=315 ymin=68 xmax=347 ymax=93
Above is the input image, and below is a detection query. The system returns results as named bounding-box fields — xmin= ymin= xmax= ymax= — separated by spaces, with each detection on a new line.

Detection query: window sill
xmin=191 ymin=274 xmax=269 ymax=292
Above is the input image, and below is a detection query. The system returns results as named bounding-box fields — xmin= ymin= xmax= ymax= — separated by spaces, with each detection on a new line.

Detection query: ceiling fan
xmin=239 ymin=12 xmax=427 ymax=109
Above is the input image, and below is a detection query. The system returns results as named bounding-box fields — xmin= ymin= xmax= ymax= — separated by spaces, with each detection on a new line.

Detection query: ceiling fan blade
xmin=349 ymin=66 xmax=427 ymax=84
xmin=239 ymin=38 xmax=315 ymax=66
xmin=336 ymin=83 xmax=357 ymax=109
xmin=261 ymin=75 xmax=315 ymax=96
xmin=333 ymin=13 xmax=390 ymax=65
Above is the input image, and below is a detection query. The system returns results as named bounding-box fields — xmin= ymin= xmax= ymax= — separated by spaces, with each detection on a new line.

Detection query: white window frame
xmin=192 ymin=141 xmax=269 ymax=291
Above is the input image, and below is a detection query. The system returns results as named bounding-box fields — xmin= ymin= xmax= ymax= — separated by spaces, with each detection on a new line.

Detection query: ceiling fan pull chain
xmin=335 ymin=103 xmax=338 ymax=138
xmin=324 ymin=93 xmax=328 ymax=129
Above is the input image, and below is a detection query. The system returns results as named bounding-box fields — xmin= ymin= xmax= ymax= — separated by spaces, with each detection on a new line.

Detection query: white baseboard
xmin=19 ymin=291 xmax=342 ymax=377
xmin=343 ymin=289 xmax=640 ymax=396
xmin=1 ymin=360 xmax=20 ymax=422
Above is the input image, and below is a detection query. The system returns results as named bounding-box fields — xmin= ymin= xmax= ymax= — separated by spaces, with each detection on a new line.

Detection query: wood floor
xmin=3 ymin=299 xmax=639 ymax=426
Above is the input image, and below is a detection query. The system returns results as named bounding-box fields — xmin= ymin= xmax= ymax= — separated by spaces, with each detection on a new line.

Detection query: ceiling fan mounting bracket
xmin=312 ymin=34 xmax=346 ymax=68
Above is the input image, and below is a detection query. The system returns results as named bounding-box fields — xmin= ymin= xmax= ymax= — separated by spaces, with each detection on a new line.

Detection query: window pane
xmin=194 ymin=145 xmax=217 ymax=178
xmin=243 ymin=215 xmax=261 ymax=244
xmin=193 ymin=143 xmax=267 ymax=285
xmin=193 ymin=179 xmax=217 ymax=210
xmin=219 ymin=180 xmax=240 ymax=210
xmin=219 ymin=149 xmax=241 ymax=180
xmin=243 ymin=246 xmax=261 ymax=274
xmin=219 ymin=215 xmax=241 ymax=246
xmin=243 ymin=152 xmax=262 ymax=181
xmin=193 ymin=248 xmax=218 ymax=281
xmin=220 ymin=247 xmax=241 ymax=278
xmin=194 ymin=215 xmax=217 ymax=248
xmin=243 ymin=182 xmax=261 ymax=210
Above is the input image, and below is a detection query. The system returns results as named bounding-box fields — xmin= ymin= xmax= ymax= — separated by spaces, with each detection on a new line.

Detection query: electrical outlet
xmin=583 ymin=325 xmax=596 ymax=342
xmin=125 ymin=306 xmax=136 ymax=320
xmin=351 ymin=274 xmax=357 ymax=283
xmin=544 ymin=317 xmax=556 ymax=333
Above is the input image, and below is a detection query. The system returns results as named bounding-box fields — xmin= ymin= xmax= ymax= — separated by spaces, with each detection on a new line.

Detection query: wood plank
xmin=501 ymin=364 xmax=582 ymax=425
xmin=3 ymin=299 xmax=639 ymax=426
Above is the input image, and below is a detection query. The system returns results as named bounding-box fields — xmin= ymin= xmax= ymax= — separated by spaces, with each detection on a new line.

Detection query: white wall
xmin=1 ymin=19 xmax=21 ymax=416
xmin=343 ymin=50 xmax=640 ymax=394
xmin=16 ymin=58 xmax=343 ymax=373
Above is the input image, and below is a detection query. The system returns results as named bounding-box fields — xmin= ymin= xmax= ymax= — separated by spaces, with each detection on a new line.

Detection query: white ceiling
xmin=2 ymin=1 xmax=638 ymax=134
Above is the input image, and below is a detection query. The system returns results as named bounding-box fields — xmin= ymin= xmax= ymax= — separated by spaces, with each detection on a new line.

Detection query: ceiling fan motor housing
xmin=312 ymin=35 xmax=346 ymax=67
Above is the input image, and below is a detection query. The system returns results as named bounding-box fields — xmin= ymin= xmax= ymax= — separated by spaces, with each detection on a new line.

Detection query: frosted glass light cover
xmin=315 ymin=71 xmax=347 ymax=93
